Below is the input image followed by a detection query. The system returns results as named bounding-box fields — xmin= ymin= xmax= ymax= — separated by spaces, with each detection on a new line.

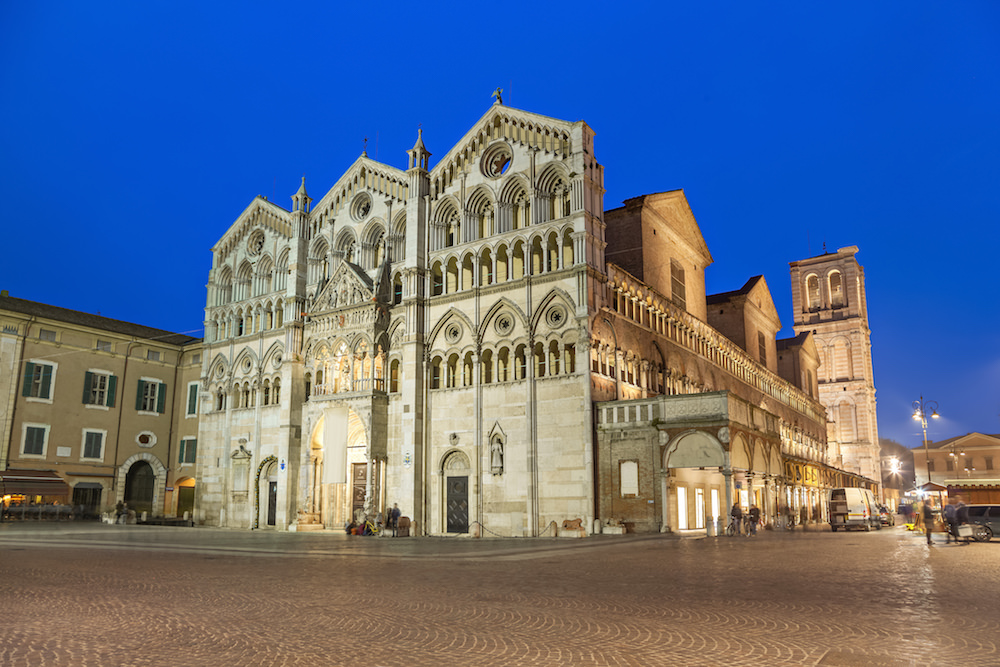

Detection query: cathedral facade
xmin=197 ymin=103 xmax=604 ymax=535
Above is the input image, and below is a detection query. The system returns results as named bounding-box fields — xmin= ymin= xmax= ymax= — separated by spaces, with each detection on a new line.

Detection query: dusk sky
xmin=2 ymin=3 xmax=997 ymax=447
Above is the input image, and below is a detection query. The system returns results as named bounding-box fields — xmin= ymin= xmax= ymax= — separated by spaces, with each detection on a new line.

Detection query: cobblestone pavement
xmin=0 ymin=523 xmax=996 ymax=666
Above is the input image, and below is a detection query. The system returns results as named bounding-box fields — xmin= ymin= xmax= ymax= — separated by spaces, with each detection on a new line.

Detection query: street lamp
xmin=912 ymin=396 xmax=940 ymax=483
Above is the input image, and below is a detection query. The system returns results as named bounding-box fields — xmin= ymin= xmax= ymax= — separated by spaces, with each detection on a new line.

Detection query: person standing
xmin=389 ymin=503 xmax=401 ymax=537
xmin=730 ymin=503 xmax=743 ymax=536
xmin=922 ymin=498 xmax=936 ymax=545
xmin=748 ymin=504 xmax=761 ymax=536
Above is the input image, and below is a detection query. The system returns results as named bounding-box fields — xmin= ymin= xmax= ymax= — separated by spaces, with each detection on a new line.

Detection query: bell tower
xmin=789 ymin=246 xmax=880 ymax=488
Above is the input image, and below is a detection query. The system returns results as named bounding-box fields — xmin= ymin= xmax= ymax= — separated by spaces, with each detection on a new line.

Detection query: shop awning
xmin=0 ymin=470 xmax=70 ymax=496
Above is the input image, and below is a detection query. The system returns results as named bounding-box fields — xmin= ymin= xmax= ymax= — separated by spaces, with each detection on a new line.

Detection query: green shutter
xmin=39 ymin=364 xmax=52 ymax=398
xmin=83 ymin=371 xmax=93 ymax=404
xmin=22 ymin=362 xmax=35 ymax=396
xmin=156 ymin=382 xmax=167 ymax=413
xmin=135 ymin=380 xmax=145 ymax=411
xmin=187 ymin=384 xmax=198 ymax=415
xmin=107 ymin=375 xmax=117 ymax=407
xmin=188 ymin=438 xmax=197 ymax=462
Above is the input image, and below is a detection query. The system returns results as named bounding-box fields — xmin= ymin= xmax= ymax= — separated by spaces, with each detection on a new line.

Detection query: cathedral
xmin=193 ymin=100 xmax=879 ymax=536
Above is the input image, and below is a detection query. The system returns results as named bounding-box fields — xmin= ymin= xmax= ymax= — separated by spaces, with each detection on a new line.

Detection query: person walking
xmin=944 ymin=497 xmax=958 ymax=544
xmin=922 ymin=498 xmax=936 ymax=545
xmin=748 ymin=504 xmax=761 ymax=536
xmin=955 ymin=497 xmax=970 ymax=546
xmin=730 ymin=503 xmax=743 ymax=536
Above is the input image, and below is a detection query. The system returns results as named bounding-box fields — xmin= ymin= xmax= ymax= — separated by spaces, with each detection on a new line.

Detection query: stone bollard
xmin=706 ymin=517 xmax=716 ymax=537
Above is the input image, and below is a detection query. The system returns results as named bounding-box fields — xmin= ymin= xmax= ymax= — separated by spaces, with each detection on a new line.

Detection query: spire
xmin=291 ymin=176 xmax=311 ymax=213
xmin=407 ymin=127 xmax=431 ymax=171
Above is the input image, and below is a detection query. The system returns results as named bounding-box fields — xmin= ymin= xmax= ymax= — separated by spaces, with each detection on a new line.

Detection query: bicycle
xmin=726 ymin=519 xmax=741 ymax=537
xmin=361 ymin=519 xmax=383 ymax=536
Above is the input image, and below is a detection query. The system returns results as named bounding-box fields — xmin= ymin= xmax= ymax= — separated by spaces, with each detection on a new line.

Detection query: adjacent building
xmin=913 ymin=432 xmax=1000 ymax=504
xmin=0 ymin=293 xmax=202 ymax=518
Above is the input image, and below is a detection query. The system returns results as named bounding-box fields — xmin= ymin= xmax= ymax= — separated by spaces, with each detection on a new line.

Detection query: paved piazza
xmin=0 ymin=524 xmax=996 ymax=666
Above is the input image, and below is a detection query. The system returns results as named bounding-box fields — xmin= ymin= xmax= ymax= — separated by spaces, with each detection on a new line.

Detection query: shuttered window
xmin=22 ymin=362 xmax=54 ymax=399
xmin=135 ymin=380 xmax=167 ymax=413
xmin=83 ymin=372 xmax=117 ymax=407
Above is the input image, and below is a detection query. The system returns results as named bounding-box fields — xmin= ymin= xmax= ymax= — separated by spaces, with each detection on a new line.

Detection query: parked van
xmin=828 ymin=487 xmax=880 ymax=532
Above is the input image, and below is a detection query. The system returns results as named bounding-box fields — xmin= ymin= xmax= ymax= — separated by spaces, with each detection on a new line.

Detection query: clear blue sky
xmin=2 ymin=2 xmax=998 ymax=446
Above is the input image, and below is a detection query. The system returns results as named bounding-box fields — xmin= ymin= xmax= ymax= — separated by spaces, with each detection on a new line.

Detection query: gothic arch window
xmin=390 ymin=359 xmax=400 ymax=393
xmin=255 ymin=256 xmax=274 ymax=296
xmin=235 ymin=261 xmax=253 ymax=302
xmin=806 ymin=274 xmax=821 ymax=312
xmin=309 ymin=240 xmax=330 ymax=284
xmin=392 ymin=272 xmax=403 ymax=304
xmin=446 ymin=354 xmax=459 ymax=389
xmin=496 ymin=244 xmax=510 ymax=283
xmin=828 ymin=270 xmax=845 ymax=308
xmin=431 ymin=356 xmax=442 ymax=389
xmin=275 ymin=250 xmax=289 ymax=291
xmin=217 ymin=267 xmax=233 ymax=306
xmin=515 ymin=344 xmax=527 ymax=380
xmin=481 ymin=349 xmax=493 ymax=384
xmin=463 ymin=352 xmax=474 ymax=386
xmin=335 ymin=231 xmax=356 ymax=264
xmin=431 ymin=262 xmax=444 ymax=296
xmin=479 ymin=248 xmax=494 ymax=286
xmin=497 ymin=347 xmax=510 ymax=382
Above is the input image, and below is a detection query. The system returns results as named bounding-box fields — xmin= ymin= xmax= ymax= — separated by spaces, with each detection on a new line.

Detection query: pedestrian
xmin=730 ymin=502 xmax=743 ymax=536
xmin=922 ymin=498 xmax=936 ymax=545
xmin=115 ymin=501 xmax=125 ymax=524
xmin=955 ymin=496 xmax=970 ymax=546
xmin=390 ymin=503 xmax=401 ymax=537
xmin=748 ymin=504 xmax=760 ymax=536
xmin=944 ymin=497 xmax=958 ymax=543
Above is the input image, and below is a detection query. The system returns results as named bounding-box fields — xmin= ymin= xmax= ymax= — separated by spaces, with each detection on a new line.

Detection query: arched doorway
xmin=662 ymin=430 xmax=726 ymax=533
xmin=442 ymin=450 xmax=471 ymax=534
xmin=255 ymin=457 xmax=277 ymax=529
xmin=124 ymin=461 xmax=154 ymax=514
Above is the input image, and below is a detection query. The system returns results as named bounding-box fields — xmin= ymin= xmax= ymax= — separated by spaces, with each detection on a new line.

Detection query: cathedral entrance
xmin=307 ymin=407 xmax=378 ymax=529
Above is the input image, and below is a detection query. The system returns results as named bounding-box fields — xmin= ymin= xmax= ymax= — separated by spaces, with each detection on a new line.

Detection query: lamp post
xmin=912 ymin=396 xmax=940 ymax=484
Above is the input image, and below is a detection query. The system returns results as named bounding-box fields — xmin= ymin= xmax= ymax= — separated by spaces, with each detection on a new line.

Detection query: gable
xmin=311 ymin=261 xmax=375 ymax=314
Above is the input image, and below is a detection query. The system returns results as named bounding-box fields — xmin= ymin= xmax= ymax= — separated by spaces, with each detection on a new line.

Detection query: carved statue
xmin=490 ymin=438 xmax=504 ymax=475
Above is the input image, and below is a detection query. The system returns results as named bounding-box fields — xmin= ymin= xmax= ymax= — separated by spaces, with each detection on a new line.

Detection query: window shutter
xmin=156 ymin=383 xmax=167 ymax=413
xmin=83 ymin=371 xmax=94 ymax=404
xmin=107 ymin=375 xmax=117 ymax=407
xmin=40 ymin=364 xmax=52 ymax=398
xmin=187 ymin=384 xmax=198 ymax=414
xmin=23 ymin=362 xmax=35 ymax=396
xmin=189 ymin=438 xmax=197 ymax=462
xmin=135 ymin=380 xmax=145 ymax=411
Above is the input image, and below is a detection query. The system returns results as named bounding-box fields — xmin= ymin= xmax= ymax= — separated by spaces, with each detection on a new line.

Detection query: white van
xmin=828 ymin=487 xmax=881 ymax=532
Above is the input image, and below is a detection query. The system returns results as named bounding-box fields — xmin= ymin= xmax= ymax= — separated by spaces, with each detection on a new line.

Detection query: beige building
xmin=0 ymin=293 xmax=202 ymax=518
xmin=790 ymin=247 xmax=881 ymax=488
xmin=195 ymin=103 xmax=874 ymax=536
xmin=914 ymin=432 xmax=1000 ymax=503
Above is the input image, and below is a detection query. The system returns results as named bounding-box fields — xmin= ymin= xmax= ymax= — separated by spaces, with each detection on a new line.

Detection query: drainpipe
xmin=3 ymin=315 xmax=35 ymax=471
xmin=164 ymin=353 xmax=181 ymax=516
xmin=111 ymin=339 xmax=137 ymax=500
